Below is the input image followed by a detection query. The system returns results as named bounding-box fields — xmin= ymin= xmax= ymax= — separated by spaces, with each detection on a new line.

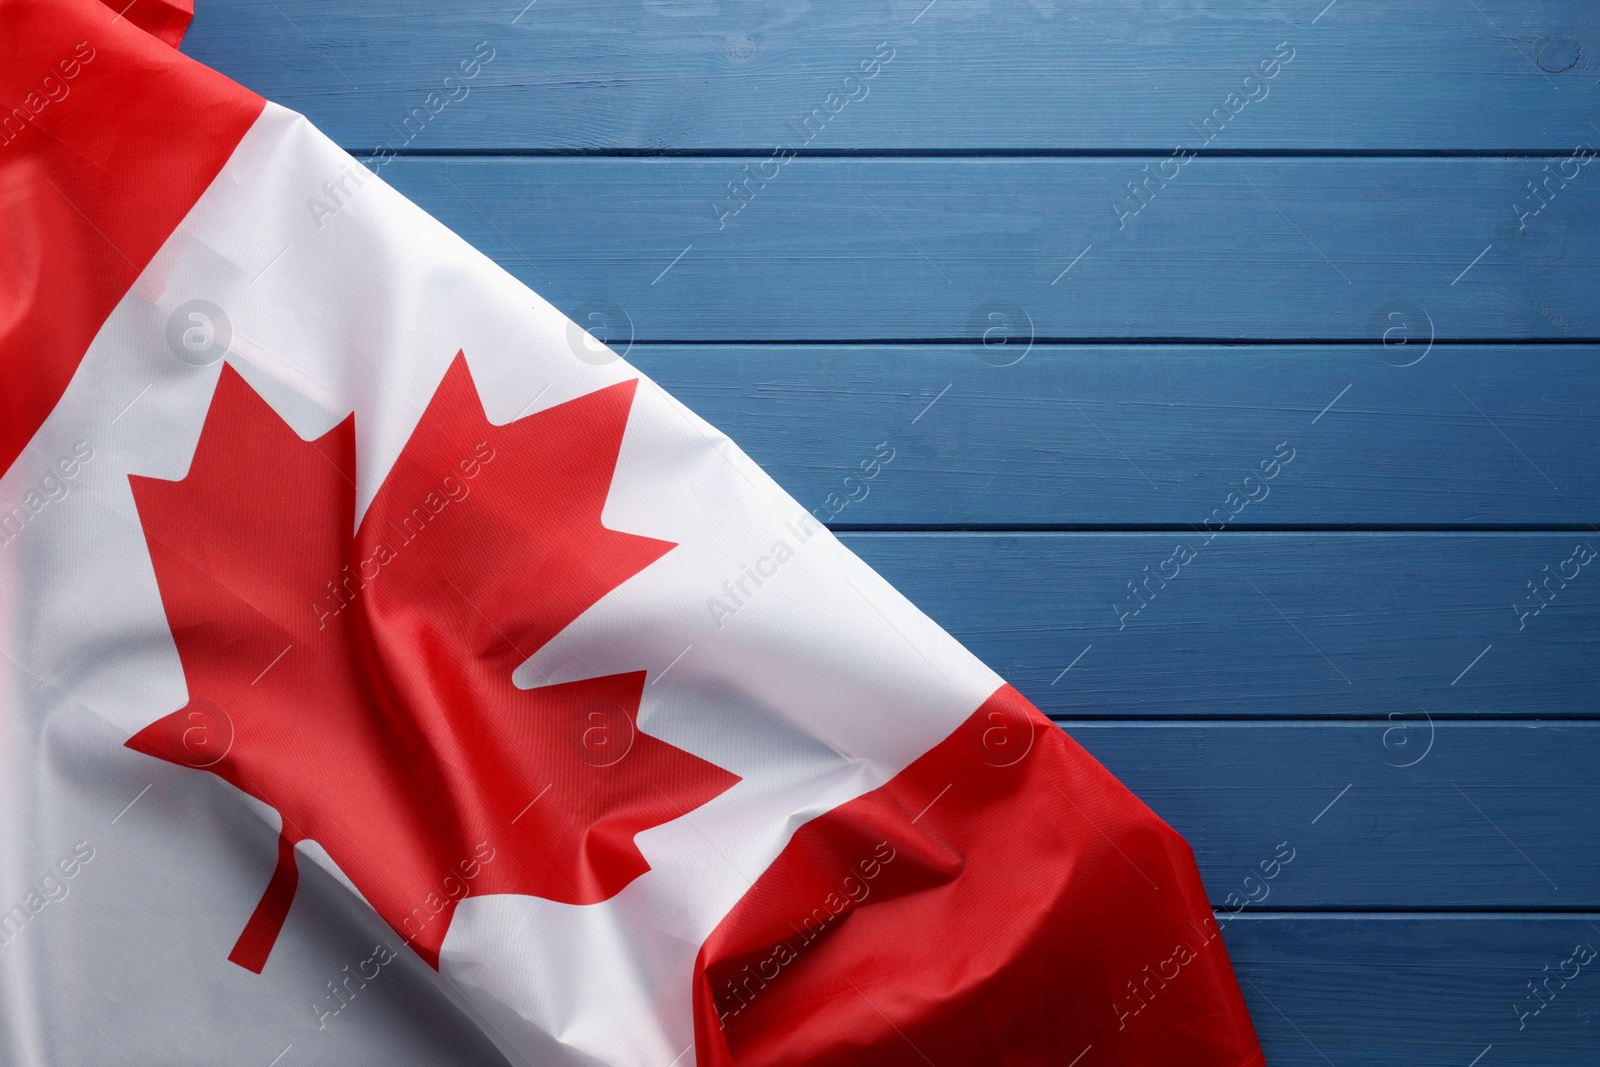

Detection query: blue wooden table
xmin=184 ymin=2 xmax=1600 ymax=1063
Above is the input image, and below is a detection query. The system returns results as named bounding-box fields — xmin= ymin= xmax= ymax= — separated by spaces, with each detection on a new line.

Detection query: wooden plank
xmin=1069 ymin=722 xmax=1600 ymax=909
xmin=182 ymin=0 xmax=1600 ymax=151
xmin=379 ymin=157 xmax=1600 ymax=340
xmin=837 ymin=533 xmax=1600 ymax=717
xmin=1222 ymin=915 xmax=1600 ymax=1066
xmin=630 ymin=344 xmax=1600 ymax=528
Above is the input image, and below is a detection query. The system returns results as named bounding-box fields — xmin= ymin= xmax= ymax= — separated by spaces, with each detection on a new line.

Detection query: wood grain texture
xmin=1222 ymin=915 xmax=1600 ymax=1066
xmin=1069 ymin=722 xmax=1598 ymax=908
xmin=630 ymin=344 xmax=1600 ymax=527
xmin=839 ymin=533 xmax=1600 ymax=717
xmin=182 ymin=0 xmax=1600 ymax=151
xmin=378 ymin=156 xmax=1600 ymax=340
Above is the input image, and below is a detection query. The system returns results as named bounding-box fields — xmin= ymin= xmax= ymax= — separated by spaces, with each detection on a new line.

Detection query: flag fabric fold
xmin=0 ymin=2 xmax=1265 ymax=1065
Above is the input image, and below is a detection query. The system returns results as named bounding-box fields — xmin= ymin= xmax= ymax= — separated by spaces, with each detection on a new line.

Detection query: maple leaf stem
xmin=227 ymin=832 xmax=300 ymax=974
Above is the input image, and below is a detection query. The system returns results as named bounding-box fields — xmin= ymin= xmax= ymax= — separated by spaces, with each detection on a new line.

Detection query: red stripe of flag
xmin=694 ymin=686 xmax=1265 ymax=1067
xmin=0 ymin=0 xmax=261 ymax=478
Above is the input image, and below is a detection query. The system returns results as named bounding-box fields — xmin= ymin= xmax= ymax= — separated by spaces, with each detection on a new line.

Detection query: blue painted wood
xmin=840 ymin=533 xmax=1600 ymax=717
xmin=1222 ymin=915 xmax=1600 ymax=1066
xmin=628 ymin=344 xmax=1600 ymax=527
xmin=1068 ymin=722 xmax=1600 ymax=908
xmin=378 ymin=157 xmax=1600 ymax=340
xmin=182 ymin=0 xmax=1600 ymax=151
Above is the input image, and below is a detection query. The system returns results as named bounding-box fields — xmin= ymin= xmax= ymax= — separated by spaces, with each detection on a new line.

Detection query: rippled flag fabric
xmin=0 ymin=1 xmax=1265 ymax=1064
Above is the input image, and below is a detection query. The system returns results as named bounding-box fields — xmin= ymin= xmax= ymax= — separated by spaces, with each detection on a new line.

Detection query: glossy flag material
xmin=0 ymin=1 xmax=1265 ymax=1064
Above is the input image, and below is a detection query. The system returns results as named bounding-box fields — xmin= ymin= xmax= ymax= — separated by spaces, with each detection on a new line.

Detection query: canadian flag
xmin=0 ymin=2 xmax=1265 ymax=1064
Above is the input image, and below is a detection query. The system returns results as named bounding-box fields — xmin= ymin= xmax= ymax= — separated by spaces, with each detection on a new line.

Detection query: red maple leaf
xmin=126 ymin=354 xmax=738 ymax=971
